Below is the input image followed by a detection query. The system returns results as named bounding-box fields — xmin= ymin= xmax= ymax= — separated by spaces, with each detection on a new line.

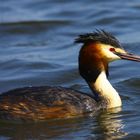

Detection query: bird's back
xmin=0 ymin=86 xmax=99 ymax=121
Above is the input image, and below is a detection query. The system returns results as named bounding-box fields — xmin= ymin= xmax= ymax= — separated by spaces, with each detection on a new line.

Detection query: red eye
xmin=109 ymin=48 xmax=115 ymax=52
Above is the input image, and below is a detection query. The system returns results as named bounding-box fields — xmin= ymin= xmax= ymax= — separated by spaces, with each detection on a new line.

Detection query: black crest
xmin=75 ymin=30 xmax=122 ymax=48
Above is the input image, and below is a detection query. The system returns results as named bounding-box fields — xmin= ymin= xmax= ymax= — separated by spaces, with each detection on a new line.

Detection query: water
xmin=0 ymin=0 xmax=140 ymax=139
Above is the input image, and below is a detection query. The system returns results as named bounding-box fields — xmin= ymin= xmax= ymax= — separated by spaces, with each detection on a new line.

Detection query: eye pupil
xmin=110 ymin=48 xmax=115 ymax=52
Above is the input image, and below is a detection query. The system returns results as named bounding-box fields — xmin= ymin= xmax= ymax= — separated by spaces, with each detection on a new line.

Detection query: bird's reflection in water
xmin=0 ymin=108 xmax=128 ymax=140
xmin=91 ymin=107 xmax=128 ymax=140
xmin=0 ymin=117 xmax=93 ymax=139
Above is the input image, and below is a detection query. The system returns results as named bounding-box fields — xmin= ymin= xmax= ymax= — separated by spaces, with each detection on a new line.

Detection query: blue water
xmin=1 ymin=0 xmax=140 ymax=139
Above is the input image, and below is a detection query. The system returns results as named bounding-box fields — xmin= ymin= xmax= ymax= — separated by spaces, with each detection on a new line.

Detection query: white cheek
xmin=102 ymin=48 xmax=121 ymax=62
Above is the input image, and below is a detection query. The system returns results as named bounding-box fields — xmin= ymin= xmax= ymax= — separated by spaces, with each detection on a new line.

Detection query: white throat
xmin=93 ymin=71 xmax=122 ymax=108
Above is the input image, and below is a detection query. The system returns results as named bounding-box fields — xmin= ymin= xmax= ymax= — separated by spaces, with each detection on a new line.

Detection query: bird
xmin=0 ymin=30 xmax=140 ymax=121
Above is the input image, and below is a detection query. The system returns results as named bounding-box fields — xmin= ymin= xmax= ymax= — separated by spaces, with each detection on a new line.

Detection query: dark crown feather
xmin=75 ymin=30 xmax=122 ymax=48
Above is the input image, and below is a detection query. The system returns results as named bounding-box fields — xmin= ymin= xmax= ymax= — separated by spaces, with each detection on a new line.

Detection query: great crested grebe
xmin=0 ymin=30 xmax=140 ymax=121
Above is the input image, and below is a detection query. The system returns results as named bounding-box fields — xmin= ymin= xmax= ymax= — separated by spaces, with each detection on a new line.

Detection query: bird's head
xmin=75 ymin=30 xmax=140 ymax=83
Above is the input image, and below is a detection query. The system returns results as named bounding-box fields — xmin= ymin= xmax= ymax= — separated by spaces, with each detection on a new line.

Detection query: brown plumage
xmin=0 ymin=86 xmax=103 ymax=121
xmin=79 ymin=43 xmax=109 ymax=83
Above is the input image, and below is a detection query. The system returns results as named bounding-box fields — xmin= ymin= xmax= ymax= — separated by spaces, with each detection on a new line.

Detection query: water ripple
xmin=1 ymin=0 xmax=140 ymax=139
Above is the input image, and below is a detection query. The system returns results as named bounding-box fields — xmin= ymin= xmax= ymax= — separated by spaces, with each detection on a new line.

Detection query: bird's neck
xmin=88 ymin=71 xmax=122 ymax=108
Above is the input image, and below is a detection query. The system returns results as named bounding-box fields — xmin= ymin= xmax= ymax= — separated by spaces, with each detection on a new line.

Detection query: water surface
xmin=1 ymin=0 xmax=140 ymax=139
